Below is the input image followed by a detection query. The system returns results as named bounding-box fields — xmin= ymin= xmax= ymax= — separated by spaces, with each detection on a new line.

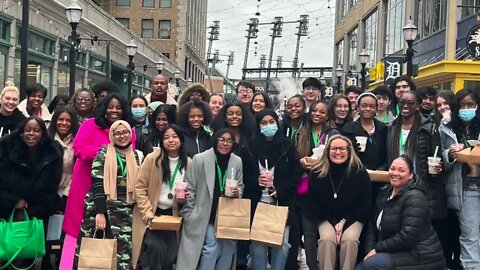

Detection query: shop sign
xmin=383 ymin=56 xmax=404 ymax=86
xmin=369 ymin=62 xmax=384 ymax=81
xmin=467 ymin=24 xmax=480 ymax=60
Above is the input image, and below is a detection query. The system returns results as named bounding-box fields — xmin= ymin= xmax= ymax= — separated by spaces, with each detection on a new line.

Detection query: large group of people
xmin=0 ymin=73 xmax=478 ymax=270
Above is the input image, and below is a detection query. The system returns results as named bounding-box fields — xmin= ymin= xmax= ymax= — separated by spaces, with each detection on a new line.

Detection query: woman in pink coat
xmin=60 ymin=93 xmax=136 ymax=269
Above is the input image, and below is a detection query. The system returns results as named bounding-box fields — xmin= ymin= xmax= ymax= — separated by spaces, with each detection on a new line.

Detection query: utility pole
xmin=276 ymin=56 xmax=282 ymax=77
xmin=259 ymin=54 xmax=266 ymax=78
xmin=206 ymin=20 xmax=220 ymax=92
xmin=226 ymin=51 xmax=234 ymax=79
xmin=19 ymin=0 xmax=29 ymax=99
xmin=242 ymin=18 xmax=259 ymax=80
xmin=292 ymin=15 xmax=309 ymax=77
xmin=265 ymin=17 xmax=283 ymax=95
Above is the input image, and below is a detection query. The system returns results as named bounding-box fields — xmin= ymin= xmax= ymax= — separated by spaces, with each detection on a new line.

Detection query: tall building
xmin=333 ymin=0 xmax=480 ymax=93
xmin=97 ymin=0 xmax=208 ymax=83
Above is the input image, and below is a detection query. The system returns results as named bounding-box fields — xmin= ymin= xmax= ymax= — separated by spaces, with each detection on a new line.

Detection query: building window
xmin=416 ymin=0 xmax=447 ymax=39
xmin=142 ymin=19 xmax=154 ymax=39
xmin=336 ymin=39 xmax=344 ymax=66
xmin=363 ymin=10 xmax=378 ymax=65
xmin=0 ymin=52 xmax=5 ymax=87
xmin=89 ymin=56 xmax=106 ymax=73
xmin=0 ymin=20 xmax=10 ymax=42
xmin=348 ymin=28 xmax=358 ymax=72
xmin=461 ymin=0 xmax=480 ymax=18
xmin=385 ymin=0 xmax=406 ymax=55
xmin=158 ymin=20 xmax=171 ymax=39
xmin=116 ymin=0 xmax=130 ymax=7
xmin=143 ymin=0 xmax=154 ymax=8
xmin=116 ymin=18 xmax=130 ymax=29
xmin=160 ymin=0 xmax=172 ymax=8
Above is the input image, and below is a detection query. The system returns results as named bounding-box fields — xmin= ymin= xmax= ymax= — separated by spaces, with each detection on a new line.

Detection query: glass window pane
xmin=143 ymin=0 xmax=154 ymax=8
xmin=116 ymin=18 xmax=130 ymax=29
xmin=348 ymin=28 xmax=358 ymax=71
xmin=142 ymin=19 xmax=154 ymax=39
xmin=116 ymin=0 xmax=130 ymax=7
xmin=0 ymin=52 xmax=5 ymax=87
xmin=337 ymin=39 xmax=344 ymax=65
xmin=159 ymin=20 xmax=171 ymax=39
xmin=160 ymin=0 xmax=172 ymax=8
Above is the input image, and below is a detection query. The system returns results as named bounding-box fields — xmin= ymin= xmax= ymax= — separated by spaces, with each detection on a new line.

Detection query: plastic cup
xmin=452 ymin=143 xmax=464 ymax=152
xmin=175 ymin=182 xmax=188 ymax=199
xmin=311 ymin=145 xmax=326 ymax=159
xmin=224 ymin=179 xmax=238 ymax=197
xmin=259 ymin=171 xmax=273 ymax=187
xmin=428 ymin=157 xmax=441 ymax=175
xmin=355 ymin=136 xmax=368 ymax=152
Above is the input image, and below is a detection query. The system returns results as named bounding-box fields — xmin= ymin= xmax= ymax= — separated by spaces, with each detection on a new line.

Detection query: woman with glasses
xmin=305 ymin=134 xmax=371 ymax=270
xmin=176 ymin=128 xmax=243 ymax=270
xmin=242 ymin=109 xmax=302 ymax=270
xmin=60 ymin=93 xmax=135 ymax=269
xmin=328 ymin=94 xmax=352 ymax=131
xmin=70 ymin=88 xmax=96 ymax=124
xmin=444 ymin=89 xmax=480 ymax=270
xmin=88 ymin=120 xmax=143 ymax=270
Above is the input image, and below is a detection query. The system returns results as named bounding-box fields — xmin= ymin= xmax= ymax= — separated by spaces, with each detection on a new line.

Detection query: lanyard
xmin=214 ymin=155 xmax=227 ymax=193
xmin=169 ymin=162 xmax=180 ymax=191
xmin=396 ymin=104 xmax=400 ymax=116
xmin=312 ymin=130 xmax=327 ymax=147
xmin=290 ymin=122 xmax=303 ymax=139
xmin=383 ymin=113 xmax=388 ymax=124
xmin=116 ymin=152 xmax=127 ymax=178
xmin=399 ymin=130 xmax=407 ymax=153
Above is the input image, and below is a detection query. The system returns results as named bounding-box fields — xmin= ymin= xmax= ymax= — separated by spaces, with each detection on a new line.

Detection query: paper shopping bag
xmin=151 ymin=215 xmax=183 ymax=231
xmin=214 ymin=197 xmax=251 ymax=241
xmin=458 ymin=145 xmax=480 ymax=165
xmin=250 ymin=203 xmax=288 ymax=248
xmin=78 ymin=235 xmax=117 ymax=270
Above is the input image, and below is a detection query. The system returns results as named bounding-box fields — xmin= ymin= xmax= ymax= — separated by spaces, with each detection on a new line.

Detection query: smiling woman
xmin=0 ymin=82 xmax=26 ymax=137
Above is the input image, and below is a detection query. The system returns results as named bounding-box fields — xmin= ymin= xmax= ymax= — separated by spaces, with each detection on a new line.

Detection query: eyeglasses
xmin=330 ymin=146 xmax=348 ymax=153
xmin=77 ymin=97 xmax=92 ymax=102
xmin=218 ymin=138 xmax=235 ymax=145
xmin=113 ymin=130 xmax=131 ymax=139
xmin=239 ymin=89 xmax=253 ymax=94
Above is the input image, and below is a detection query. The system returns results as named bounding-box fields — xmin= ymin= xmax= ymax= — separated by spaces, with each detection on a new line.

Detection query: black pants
xmin=285 ymin=204 xmax=301 ymax=270
xmin=432 ymin=210 xmax=461 ymax=270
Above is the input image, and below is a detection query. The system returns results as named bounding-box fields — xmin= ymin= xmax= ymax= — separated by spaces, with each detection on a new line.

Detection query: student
xmin=328 ymin=94 xmax=352 ymax=131
xmin=372 ymin=85 xmax=396 ymax=124
xmin=0 ymin=82 xmax=26 ymax=137
xmin=279 ymin=95 xmax=306 ymax=141
xmin=250 ymin=92 xmax=275 ymax=115
xmin=302 ymin=77 xmax=323 ymax=112
xmin=209 ymin=94 xmax=225 ymax=118
xmin=177 ymin=100 xmax=212 ymax=158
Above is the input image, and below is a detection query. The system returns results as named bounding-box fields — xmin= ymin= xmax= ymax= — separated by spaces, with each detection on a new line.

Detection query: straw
xmin=231 ymin=168 xmax=235 ymax=180
xmin=325 ymin=134 xmax=329 ymax=145
xmin=433 ymin=146 xmax=439 ymax=158
xmin=265 ymin=159 xmax=269 ymax=171
xmin=286 ymin=128 xmax=290 ymax=137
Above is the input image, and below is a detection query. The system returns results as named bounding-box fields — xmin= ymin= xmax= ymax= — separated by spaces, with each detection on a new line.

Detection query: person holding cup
xmin=242 ymin=109 xmax=303 ymax=270
xmin=133 ymin=124 xmax=191 ymax=269
xmin=176 ymin=128 xmax=244 ymax=270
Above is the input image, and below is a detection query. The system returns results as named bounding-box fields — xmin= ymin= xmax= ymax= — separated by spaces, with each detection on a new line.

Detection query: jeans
xmin=250 ymin=226 xmax=291 ymax=270
xmin=458 ymin=191 xmax=480 ymax=270
xmin=198 ymin=224 xmax=236 ymax=270
xmin=301 ymin=212 xmax=319 ymax=270
xmin=354 ymin=253 xmax=393 ymax=270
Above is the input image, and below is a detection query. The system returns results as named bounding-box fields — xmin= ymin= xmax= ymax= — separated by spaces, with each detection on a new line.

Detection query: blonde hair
xmin=311 ymin=134 xmax=363 ymax=178
xmin=1 ymin=82 xmax=20 ymax=99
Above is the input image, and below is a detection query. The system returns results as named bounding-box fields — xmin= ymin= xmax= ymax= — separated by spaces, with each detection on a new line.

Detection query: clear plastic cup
xmin=224 ymin=179 xmax=238 ymax=197
xmin=175 ymin=182 xmax=188 ymax=199
xmin=259 ymin=171 xmax=273 ymax=187
xmin=355 ymin=136 xmax=368 ymax=152
xmin=428 ymin=157 xmax=441 ymax=175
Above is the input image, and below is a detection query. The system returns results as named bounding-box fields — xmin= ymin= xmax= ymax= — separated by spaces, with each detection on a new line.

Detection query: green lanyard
xmin=169 ymin=162 xmax=180 ymax=191
xmin=116 ymin=152 xmax=127 ymax=178
xmin=290 ymin=122 xmax=303 ymax=139
xmin=396 ymin=104 xmax=400 ymax=116
xmin=214 ymin=155 xmax=227 ymax=193
xmin=312 ymin=130 xmax=327 ymax=147
xmin=383 ymin=113 xmax=388 ymax=124
xmin=399 ymin=130 xmax=407 ymax=153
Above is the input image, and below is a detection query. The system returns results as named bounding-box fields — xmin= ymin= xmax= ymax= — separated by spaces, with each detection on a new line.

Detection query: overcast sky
xmin=206 ymin=0 xmax=335 ymax=80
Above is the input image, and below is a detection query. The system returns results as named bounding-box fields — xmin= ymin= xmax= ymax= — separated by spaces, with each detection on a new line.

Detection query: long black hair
xmin=47 ymin=107 xmax=80 ymax=139
xmin=210 ymin=102 xmax=256 ymax=145
xmin=250 ymin=91 xmax=274 ymax=114
xmin=94 ymin=93 xmax=132 ymax=129
xmin=176 ymin=100 xmax=212 ymax=129
xmin=155 ymin=124 xmax=188 ymax=183
xmin=48 ymin=95 xmax=70 ymax=113
xmin=451 ymin=89 xmax=480 ymax=143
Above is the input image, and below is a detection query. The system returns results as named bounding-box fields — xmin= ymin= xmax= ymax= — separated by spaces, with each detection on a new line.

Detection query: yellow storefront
xmin=367 ymin=60 xmax=480 ymax=93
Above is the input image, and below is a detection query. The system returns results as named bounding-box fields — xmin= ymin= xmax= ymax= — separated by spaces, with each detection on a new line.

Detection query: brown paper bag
xmin=151 ymin=215 xmax=183 ymax=231
xmin=367 ymin=170 xmax=390 ymax=182
xmin=458 ymin=145 xmax=480 ymax=165
xmin=78 ymin=236 xmax=117 ymax=270
xmin=250 ymin=203 xmax=288 ymax=248
xmin=214 ymin=197 xmax=251 ymax=240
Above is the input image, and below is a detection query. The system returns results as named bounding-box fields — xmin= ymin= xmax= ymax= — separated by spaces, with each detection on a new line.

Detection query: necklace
xmin=329 ymin=173 xmax=346 ymax=199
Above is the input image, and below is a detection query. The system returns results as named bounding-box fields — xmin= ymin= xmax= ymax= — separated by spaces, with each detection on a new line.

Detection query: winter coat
xmin=183 ymin=127 xmax=212 ymax=158
xmin=145 ymin=92 xmax=177 ymax=107
xmin=17 ymin=99 xmax=52 ymax=123
xmin=176 ymin=148 xmax=243 ymax=270
xmin=241 ymin=137 xmax=303 ymax=224
xmin=177 ymin=83 xmax=210 ymax=109
xmin=365 ymin=178 xmax=446 ymax=270
xmin=387 ymin=116 xmax=447 ymax=219
xmin=62 ymin=118 xmax=137 ymax=237
xmin=0 ymin=133 xmax=63 ymax=220
xmin=342 ymin=118 xmax=388 ymax=170
xmin=0 ymin=109 xmax=26 ymax=137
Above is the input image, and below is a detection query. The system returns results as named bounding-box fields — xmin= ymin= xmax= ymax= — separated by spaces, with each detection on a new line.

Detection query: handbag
xmin=214 ymin=197 xmax=251 ymax=241
xmin=0 ymin=209 xmax=46 ymax=270
xmin=78 ymin=230 xmax=117 ymax=270
xmin=250 ymin=202 xmax=289 ymax=248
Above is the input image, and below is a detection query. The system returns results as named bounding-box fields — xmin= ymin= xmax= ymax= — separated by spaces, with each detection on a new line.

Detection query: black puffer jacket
xmin=387 ymin=116 xmax=446 ymax=219
xmin=0 ymin=133 xmax=63 ymax=220
xmin=183 ymin=127 xmax=211 ymax=158
xmin=365 ymin=178 xmax=446 ymax=270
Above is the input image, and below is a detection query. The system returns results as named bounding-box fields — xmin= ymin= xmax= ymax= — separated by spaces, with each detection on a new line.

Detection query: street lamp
xmin=335 ymin=65 xmax=344 ymax=93
xmin=359 ymin=49 xmax=370 ymax=90
xmin=65 ymin=1 xmax=83 ymax=97
xmin=155 ymin=58 xmax=165 ymax=74
xmin=126 ymin=40 xmax=137 ymax=100
xmin=403 ymin=19 xmax=418 ymax=77
xmin=173 ymin=68 xmax=182 ymax=87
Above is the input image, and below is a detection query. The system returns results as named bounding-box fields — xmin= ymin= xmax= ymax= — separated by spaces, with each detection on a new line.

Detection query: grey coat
xmin=439 ymin=123 xmax=463 ymax=210
xmin=176 ymin=148 xmax=244 ymax=270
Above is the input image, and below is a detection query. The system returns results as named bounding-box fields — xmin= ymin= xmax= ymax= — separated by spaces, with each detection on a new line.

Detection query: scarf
xmin=103 ymin=120 xmax=138 ymax=203
xmin=55 ymin=133 xmax=74 ymax=195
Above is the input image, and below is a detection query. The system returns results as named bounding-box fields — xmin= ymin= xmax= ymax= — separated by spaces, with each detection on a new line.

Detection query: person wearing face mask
xmin=0 ymin=82 xmax=26 ymax=137
xmin=130 ymin=96 xmax=150 ymax=155
xmin=435 ymin=90 xmax=462 ymax=270
xmin=444 ymin=89 xmax=480 ymax=270
xmin=242 ymin=109 xmax=302 ymax=270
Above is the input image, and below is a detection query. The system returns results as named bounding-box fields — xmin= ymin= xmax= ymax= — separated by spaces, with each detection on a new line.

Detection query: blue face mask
xmin=132 ymin=107 xmax=147 ymax=119
xmin=260 ymin=124 xmax=278 ymax=137
xmin=458 ymin=108 xmax=477 ymax=122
